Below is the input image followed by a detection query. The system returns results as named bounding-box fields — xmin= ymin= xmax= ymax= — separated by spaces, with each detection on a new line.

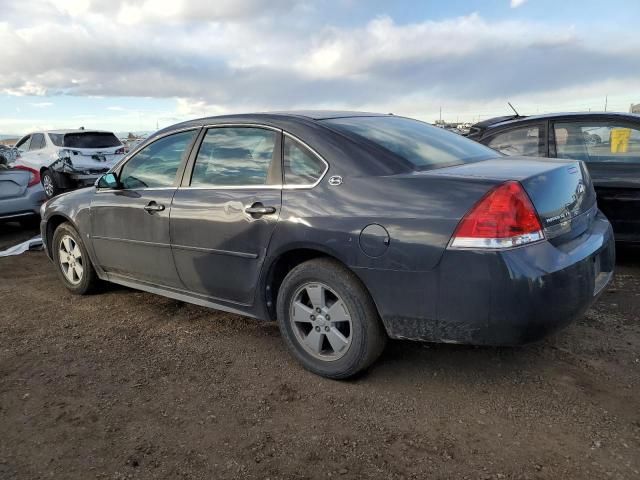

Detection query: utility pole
xmin=604 ymin=95 xmax=608 ymax=112
xmin=439 ymin=106 xmax=442 ymax=124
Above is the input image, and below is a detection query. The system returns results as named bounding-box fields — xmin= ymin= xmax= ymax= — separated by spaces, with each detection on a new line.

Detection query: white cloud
xmin=511 ymin=0 xmax=528 ymax=7
xmin=29 ymin=101 xmax=54 ymax=108
xmin=0 ymin=1 xmax=638 ymax=131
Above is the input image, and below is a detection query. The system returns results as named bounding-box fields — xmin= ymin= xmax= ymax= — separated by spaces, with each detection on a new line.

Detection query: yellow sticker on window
xmin=610 ymin=128 xmax=631 ymax=153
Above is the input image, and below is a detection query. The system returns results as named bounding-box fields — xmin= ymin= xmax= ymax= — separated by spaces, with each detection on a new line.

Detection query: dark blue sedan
xmin=39 ymin=112 xmax=615 ymax=378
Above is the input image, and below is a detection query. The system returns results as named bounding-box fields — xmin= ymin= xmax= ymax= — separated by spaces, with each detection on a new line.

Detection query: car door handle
xmin=245 ymin=204 xmax=276 ymax=215
xmin=144 ymin=201 xmax=165 ymax=213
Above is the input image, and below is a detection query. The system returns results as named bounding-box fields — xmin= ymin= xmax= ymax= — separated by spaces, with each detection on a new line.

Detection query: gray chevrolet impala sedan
xmin=40 ymin=112 xmax=615 ymax=378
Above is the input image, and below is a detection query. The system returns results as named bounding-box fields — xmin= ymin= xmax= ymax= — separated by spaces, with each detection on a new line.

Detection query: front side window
xmin=283 ymin=136 xmax=326 ymax=185
xmin=119 ymin=130 xmax=197 ymax=189
xmin=321 ymin=116 xmax=496 ymax=170
xmin=191 ymin=127 xmax=277 ymax=187
xmin=15 ymin=135 xmax=31 ymax=151
xmin=554 ymin=121 xmax=640 ymax=163
xmin=29 ymin=133 xmax=46 ymax=151
xmin=486 ymin=126 xmax=543 ymax=157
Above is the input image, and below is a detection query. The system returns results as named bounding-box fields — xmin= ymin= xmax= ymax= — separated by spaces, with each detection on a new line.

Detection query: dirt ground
xmin=0 ymin=223 xmax=639 ymax=480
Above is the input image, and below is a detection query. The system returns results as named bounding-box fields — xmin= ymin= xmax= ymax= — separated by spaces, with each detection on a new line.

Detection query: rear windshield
xmin=321 ymin=116 xmax=497 ymax=170
xmin=49 ymin=132 xmax=122 ymax=149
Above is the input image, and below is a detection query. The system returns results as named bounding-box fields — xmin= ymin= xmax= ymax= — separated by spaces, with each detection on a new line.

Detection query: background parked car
xmin=13 ymin=129 xmax=125 ymax=199
xmin=467 ymin=112 xmax=640 ymax=243
xmin=40 ymin=112 xmax=614 ymax=378
xmin=0 ymin=163 xmax=45 ymax=227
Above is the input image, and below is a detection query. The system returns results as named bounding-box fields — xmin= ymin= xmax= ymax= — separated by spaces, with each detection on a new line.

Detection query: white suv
xmin=13 ymin=129 xmax=125 ymax=198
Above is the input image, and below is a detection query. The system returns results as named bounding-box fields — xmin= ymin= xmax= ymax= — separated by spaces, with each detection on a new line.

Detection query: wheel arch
xmin=261 ymin=245 xmax=382 ymax=323
xmin=44 ymin=213 xmax=75 ymax=258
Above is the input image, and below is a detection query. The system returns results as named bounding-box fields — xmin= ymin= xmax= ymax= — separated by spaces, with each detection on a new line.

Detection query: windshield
xmin=49 ymin=132 xmax=122 ymax=149
xmin=321 ymin=116 xmax=497 ymax=170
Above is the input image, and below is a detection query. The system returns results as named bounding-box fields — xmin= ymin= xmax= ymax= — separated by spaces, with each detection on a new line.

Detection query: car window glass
xmin=48 ymin=133 xmax=64 ymax=147
xmin=119 ymin=130 xmax=197 ymax=189
xmin=322 ymin=116 xmax=495 ymax=170
xmin=486 ymin=127 xmax=543 ymax=156
xmin=29 ymin=133 xmax=45 ymax=151
xmin=283 ymin=137 xmax=326 ymax=185
xmin=191 ymin=127 xmax=277 ymax=187
xmin=15 ymin=135 xmax=31 ymax=151
xmin=555 ymin=122 xmax=640 ymax=163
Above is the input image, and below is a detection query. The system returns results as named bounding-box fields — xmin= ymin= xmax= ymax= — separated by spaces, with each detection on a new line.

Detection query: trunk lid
xmin=63 ymin=148 xmax=123 ymax=170
xmin=0 ymin=169 xmax=30 ymax=199
xmin=427 ymin=157 xmax=597 ymax=240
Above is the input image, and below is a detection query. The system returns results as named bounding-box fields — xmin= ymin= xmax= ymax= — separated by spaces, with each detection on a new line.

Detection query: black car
xmin=40 ymin=112 xmax=614 ymax=378
xmin=467 ymin=112 xmax=640 ymax=243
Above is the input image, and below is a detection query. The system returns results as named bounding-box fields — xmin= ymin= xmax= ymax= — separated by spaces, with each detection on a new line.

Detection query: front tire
xmin=42 ymin=169 xmax=62 ymax=199
xmin=276 ymin=258 xmax=387 ymax=379
xmin=52 ymin=222 xmax=99 ymax=294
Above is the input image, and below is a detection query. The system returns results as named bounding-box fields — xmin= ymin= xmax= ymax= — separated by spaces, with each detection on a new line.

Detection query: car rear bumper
xmin=0 ymin=186 xmax=46 ymax=221
xmin=366 ymin=211 xmax=615 ymax=346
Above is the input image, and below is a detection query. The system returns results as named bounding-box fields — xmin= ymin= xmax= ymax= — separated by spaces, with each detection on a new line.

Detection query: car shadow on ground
xmin=615 ymin=243 xmax=640 ymax=266
xmin=0 ymin=221 xmax=40 ymax=250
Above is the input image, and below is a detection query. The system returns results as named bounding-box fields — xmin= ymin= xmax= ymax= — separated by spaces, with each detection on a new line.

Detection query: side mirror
xmin=96 ymin=172 xmax=119 ymax=189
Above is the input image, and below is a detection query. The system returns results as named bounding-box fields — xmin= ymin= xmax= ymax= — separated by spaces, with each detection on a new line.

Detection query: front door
xmin=90 ymin=129 xmax=200 ymax=287
xmin=551 ymin=120 xmax=640 ymax=242
xmin=170 ymin=126 xmax=282 ymax=306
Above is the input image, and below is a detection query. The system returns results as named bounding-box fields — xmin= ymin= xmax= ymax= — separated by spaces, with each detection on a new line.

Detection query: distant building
xmin=631 ymin=104 xmax=640 ymax=114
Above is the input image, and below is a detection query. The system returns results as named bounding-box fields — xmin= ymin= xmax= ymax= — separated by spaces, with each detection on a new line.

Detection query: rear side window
xmin=554 ymin=122 xmax=640 ymax=163
xmin=283 ymin=136 xmax=326 ymax=185
xmin=191 ymin=127 xmax=278 ymax=187
xmin=29 ymin=133 xmax=46 ymax=151
xmin=61 ymin=132 xmax=122 ymax=149
xmin=321 ymin=116 xmax=495 ymax=170
xmin=119 ymin=130 xmax=197 ymax=189
xmin=48 ymin=133 xmax=64 ymax=147
xmin=486 ymin=126 xmax=544 ymax=157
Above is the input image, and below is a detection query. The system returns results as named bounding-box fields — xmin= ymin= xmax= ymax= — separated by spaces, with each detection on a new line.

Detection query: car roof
xmin=474 ymin=111 xmax=640 ymax=131
xmin=157 ymin=110 xmax=391 ymax=132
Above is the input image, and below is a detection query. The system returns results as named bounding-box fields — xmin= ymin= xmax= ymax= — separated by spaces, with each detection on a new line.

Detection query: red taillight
xmin=115 ymin=147 xmax=125 ymax=155
xmin=449 ymin=181 xmax=544 ymax=249
xmin=12 ymin=165 xmax=41 ymax=188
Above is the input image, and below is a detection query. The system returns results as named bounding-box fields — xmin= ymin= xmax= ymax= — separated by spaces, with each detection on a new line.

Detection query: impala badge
xmin=328 ymin=176 xmax=343 ymax=186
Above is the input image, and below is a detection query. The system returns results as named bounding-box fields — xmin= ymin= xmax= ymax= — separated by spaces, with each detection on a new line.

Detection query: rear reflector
xmin=12 ymin=165 xmax=41 ymax=188
xmin=449 ymin=181 xmax=544 ymax=249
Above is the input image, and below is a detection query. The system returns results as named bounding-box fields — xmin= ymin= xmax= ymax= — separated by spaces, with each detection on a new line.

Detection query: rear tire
xmin=42 ymin=169 xmax=62 ymax=199
xmin=276 ymin=258 xmax=387 ymax=379
xmin=52 ymin=222 xmax=99 ymax=295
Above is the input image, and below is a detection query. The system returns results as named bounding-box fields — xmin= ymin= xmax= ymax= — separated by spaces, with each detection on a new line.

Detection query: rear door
xmin=551 ymin=119 xmax=640 ymax=241
xmin=170 ymin=125 xmax=282 ymax=306
xmin=89 ymin=128 xmax=200 ymax=287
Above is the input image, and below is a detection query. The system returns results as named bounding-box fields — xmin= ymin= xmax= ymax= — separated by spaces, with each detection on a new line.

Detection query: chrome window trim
xmin=98 ymin=123 xmax=330 ymax=193
xmin=282 ymin=131 xmax=329 ymax=189
xmin=178 ymin=125 xmax=329 ymax=191
xmin=202 ymin=123 xmax=282 ymax=132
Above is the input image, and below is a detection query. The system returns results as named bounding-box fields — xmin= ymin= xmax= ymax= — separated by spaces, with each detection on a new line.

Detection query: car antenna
xmin=507 ymin=102 xmax=520 ymax=117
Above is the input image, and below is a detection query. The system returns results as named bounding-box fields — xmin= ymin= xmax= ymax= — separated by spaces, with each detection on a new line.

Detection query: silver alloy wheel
xmin=58 ymin=234 xmax=83 ymax=285
xmin=289 ymin=282 xmax=352 ymax=361
xmin=43 ymin=174 xmax=54 ymax=197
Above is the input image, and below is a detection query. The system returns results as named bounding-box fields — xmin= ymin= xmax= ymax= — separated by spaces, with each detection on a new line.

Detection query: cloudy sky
xmin=0 ymin=0 xmax=639 ymax=134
